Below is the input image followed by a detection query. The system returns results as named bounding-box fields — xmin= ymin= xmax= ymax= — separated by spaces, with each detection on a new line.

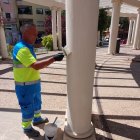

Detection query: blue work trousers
xmin=15 ymin=82 xmax=42 ymax=120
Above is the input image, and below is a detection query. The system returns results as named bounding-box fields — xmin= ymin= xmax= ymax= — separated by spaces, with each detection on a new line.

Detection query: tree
xmin=118 ymin=17 xmax=129 ymax=40
xmin=98 ymin=8 xmax=111 ymax=45
xmin=119 ymin=17 xmax=129 ymax=30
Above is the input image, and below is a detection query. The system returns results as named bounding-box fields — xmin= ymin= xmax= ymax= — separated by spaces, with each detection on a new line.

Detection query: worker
xmin=12 ymin=23 xmax=64 ymax=137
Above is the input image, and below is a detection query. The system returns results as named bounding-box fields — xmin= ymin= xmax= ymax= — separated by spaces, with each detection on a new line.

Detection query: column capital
xmin=129 ymin=14 xmax=137 ymax=20
xmin=129 ymin=17 xmax=135 ymax=20
xmin=57 ymin=7 xmax=62 ymax=11
xmin=137 ymin=8 xmax=140 ymax=13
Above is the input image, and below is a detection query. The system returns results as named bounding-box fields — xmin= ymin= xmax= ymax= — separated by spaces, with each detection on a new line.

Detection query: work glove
xmin=53 ymin=53 xmax=64 ymax=61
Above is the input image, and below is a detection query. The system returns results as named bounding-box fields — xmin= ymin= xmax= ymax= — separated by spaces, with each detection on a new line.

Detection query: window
xmin=18 ymin=6 xmax=32 ymax=15
xmin=45 ymin=9 xmax=51 ymax=15
xmin=36 ymin=21 xmax=44 ymax=27
xmin=36 ymin=8 xmax=43 ymax=14
xmin=5 ymin=13 xmax=11 ymax=19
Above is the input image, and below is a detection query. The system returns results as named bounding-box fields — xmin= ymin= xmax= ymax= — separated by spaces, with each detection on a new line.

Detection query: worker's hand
xmin=53 ymin=53 xmax=64 ymax=61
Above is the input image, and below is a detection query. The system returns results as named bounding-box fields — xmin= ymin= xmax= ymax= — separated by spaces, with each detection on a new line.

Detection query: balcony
xmin=18 ymin=14 xmax=33 ymax=19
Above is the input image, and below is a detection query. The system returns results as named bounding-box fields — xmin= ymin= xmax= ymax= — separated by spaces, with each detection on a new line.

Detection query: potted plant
xmin=41 ymin=35 xmax=53 ymax=51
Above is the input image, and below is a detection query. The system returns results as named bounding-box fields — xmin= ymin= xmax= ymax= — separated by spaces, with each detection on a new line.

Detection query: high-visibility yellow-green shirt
xmin=12 ymin=40 xmax=40 ymax=82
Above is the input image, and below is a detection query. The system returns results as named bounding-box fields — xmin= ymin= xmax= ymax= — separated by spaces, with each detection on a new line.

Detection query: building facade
xmin=0 ymin=0 xmax=19 ymax=45
xmin=0 ymin=0 xmax=51 ymax=45
xmin=16 ymin=0 xmax=50 ymax=34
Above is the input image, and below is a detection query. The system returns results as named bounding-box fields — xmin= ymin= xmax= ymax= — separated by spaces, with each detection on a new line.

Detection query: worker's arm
xmin=31 ymin=53 xmax=64 ymax=70
xmin=31 ymin=57 xmax=55 ymax=70
xmin=15 ymin=47 xmax=64 ymax=70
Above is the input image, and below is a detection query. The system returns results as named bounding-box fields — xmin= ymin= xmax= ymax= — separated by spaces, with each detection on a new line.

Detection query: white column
xmin=51 ymin=7 xmax=58 ymax=50
xmin=0 ymin=6 xmax=9 ymax=59
xmin=131 ymin=19 xmax=136 ymax=45
xmin=137 ymin=31 xmax=140 ymax=49
xmin=127 ymin=18 xmax=133 ymax=45
xmin=57 ymin=8 xmax=62 ymax=50
xmin=133 ymin=9 xmax=140 ymax=50
xmin=108 ymin=0 xmax=121 ymax=55
xmin=64 ymin=0 xmax=99 ymax=139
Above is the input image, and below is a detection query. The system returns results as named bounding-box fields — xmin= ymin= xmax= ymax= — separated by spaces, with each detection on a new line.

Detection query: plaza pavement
xmin=0 ymin=46 xmax=140 ymax=140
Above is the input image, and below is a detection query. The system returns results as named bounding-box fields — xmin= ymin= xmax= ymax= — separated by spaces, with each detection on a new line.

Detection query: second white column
xmin=108 ymin=0 xmax=121 ymax=55
xmin=127 ymin=18 xmax=133 ymax=45
xmin=132 ymin=8 xmax=140 ymax=50
xmin=51 ymin=7 xmax=58 ymax=50
xmin=57 ymin=8 xmax=62 ymax=50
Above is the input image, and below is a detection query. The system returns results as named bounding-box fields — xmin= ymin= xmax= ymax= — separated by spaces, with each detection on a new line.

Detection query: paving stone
xmin=1 ymin=47 xmax=140 ymax=140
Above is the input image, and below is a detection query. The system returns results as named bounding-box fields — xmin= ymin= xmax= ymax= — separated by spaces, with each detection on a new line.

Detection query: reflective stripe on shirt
xmin=13 ymin=63 xmax=27 ymax=68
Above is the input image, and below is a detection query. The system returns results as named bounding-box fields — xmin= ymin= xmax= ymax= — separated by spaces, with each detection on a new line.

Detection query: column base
xmin=58 ymin=47 xmax=62 ymax=51
xmin=53 ymin=49 xmax=59 ymax=51
xmin=64 ymin=122 xmax=94 ymax=139
xmin=107 ymin=53 xmax=114 ymax=55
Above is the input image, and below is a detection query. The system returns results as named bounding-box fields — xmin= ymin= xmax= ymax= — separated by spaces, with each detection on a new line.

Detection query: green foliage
xmin=98 ymin=8 xmax=110 ymax=32
xmin=119 ymin=17 xmax=129 ymax=30
xmin=61 ymin=10 xmax=65 ymax=16
xmin=98 ymin=8 xmax=111 ymax=46
xmin=41 ymin=35 xmax=53 ymax=51
xmin=106 ymin=16 xmax=111 ymax=29
xmin=7 ymin=44 xmax=13 ymax=57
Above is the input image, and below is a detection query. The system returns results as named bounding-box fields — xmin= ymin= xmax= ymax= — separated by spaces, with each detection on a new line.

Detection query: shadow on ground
xmin=93 ymin=54 xmax=140 ymax=140
xmin=92 ymin=114 xmax=140 ymax=140
xmin=131 ymin=55 xmax=140 ymax=87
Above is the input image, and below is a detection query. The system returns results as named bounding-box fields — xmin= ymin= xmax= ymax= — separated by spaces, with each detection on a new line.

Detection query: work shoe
xmin=24 ymin=127 xmax=40 ymax=137
xmin=33 ymin=117 xmax=49 ymax=126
